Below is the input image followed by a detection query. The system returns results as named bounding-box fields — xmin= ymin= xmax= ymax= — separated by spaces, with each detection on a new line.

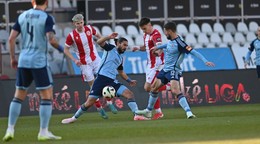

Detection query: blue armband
xmin=126 ymin=78 xmax=132 ymax=83
xmin=57 ymin=45 xmax=64 ymax=53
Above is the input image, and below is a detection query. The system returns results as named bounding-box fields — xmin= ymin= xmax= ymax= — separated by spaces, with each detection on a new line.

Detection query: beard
xmin=117 ymin=48 xmax=125 ymax=54
xmin=167 ymin=35 xmax=172 ymax=40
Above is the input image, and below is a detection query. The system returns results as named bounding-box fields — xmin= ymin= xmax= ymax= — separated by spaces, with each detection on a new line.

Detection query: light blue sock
xmin=8 ymin=98 xmax=22 ymax=126
xmin=147 ymin=92 xmax=158 ymax=111
xmin=39 ymin=99 xmax=52 ymax=129
xmin=74 ymin=105 xmax=88 ymax=119
xmin=178 ymin=95 xmax=191 ymax=112
xmin=127 ymin=101 xmax=138 ymax=113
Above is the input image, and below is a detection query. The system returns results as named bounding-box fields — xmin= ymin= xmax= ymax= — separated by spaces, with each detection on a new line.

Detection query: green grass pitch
xmin=1 ymin=104 xmax=260 ymax=144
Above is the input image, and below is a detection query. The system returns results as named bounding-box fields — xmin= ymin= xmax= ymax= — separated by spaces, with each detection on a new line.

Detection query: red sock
xmin=158 ymin=85 xmax=166 ymax=91
xmin=94 ymin=99 xmax=102 ymax=108
xmin=154 ymin=97 xmax=160 ymax=109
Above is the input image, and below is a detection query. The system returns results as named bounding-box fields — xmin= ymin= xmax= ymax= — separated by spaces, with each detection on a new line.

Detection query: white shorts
xmin=146 ymin=58 xmax=164 ymax=83
xmin=146 ymin=66 xmax=158 ymax=84
xmin=80 ymin=58 xmax=101 ymax=82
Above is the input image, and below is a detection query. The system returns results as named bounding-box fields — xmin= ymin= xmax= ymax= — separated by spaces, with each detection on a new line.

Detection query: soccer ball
xmin=102 ymin=86 xmax=116 ymax=98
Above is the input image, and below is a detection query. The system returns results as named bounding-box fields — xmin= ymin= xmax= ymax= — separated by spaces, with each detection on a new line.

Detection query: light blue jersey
xmin=97 ymin=43 xmax=123 ymax=79
xmin=157 ymin=36 xmax=208 ymax=73
xmin=246 ymin=38 xmax=260 ymax=65
xmin=13 ymin=8 xmax=55 ymax=68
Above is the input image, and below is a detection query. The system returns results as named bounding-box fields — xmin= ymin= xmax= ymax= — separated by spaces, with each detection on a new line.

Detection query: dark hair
xmin=114 ymin=37 xmax=128 ymax=45
xmin=35 ymin=0 xmax=47 ymax=5
xmin=164 ymin=22 xmax=177 ymax=32
xmin=139 ymin=17 xmax=151 ymax=26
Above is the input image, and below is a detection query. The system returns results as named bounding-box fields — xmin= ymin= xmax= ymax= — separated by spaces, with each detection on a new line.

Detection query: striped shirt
xmin=65 ymin=25 xmax=100 ymax=65
xmin=143 ymin=29 xmax=164 ymax=68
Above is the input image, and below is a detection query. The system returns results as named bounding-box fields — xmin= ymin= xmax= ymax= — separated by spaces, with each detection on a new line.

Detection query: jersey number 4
xmin=27 ymin=22 xmax=34 ymax=42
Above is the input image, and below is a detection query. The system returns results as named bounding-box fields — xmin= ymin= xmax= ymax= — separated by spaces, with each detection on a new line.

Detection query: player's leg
xmin=3 ymin=89 xmax=27 ymax=142
xmin=116 ymin=84 xmax=149 ymax=121
xmin=136 ymin=70 xmax=167 ymax=118
xmin=92 ymin=59 xmax=118 ymax=114
xmin=135 ymin=78 xmax=164 ymax=118
xmin=145 ymin=69 xmax=163 ymax=119
xmin=61 ymin=96 xmax=98 ymax=124
xmin=169 ymin=72 xmax=196 ymax=119
xmin=3 ymin=68 xmax=32 ymax=142
xmin=61 ymin=75 xmax=106 ymax=124
xmin=105 ymin=97 xmax=118 ymax=114
xmin=94 ymin=98 xmax=108 ymax=119
xmin=83 ymin=65 xmax=108 ymax=118
xmin=34 ymin=67 xmax=61 ymax=140
xmin=144 ymin=81 xmax=163 ymax=119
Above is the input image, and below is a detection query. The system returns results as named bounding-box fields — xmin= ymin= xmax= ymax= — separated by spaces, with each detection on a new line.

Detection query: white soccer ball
xmin=102 ymin=86 xmax=116 ymax=98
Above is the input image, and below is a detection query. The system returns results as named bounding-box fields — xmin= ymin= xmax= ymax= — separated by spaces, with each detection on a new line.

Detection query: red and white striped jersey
xmin=143 ymin=29 xmax=164 ymax=68
xmin=65 ymin=25 xmax=100 ymax=65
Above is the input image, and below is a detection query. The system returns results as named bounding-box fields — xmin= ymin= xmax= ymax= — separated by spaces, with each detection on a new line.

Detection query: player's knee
xmin=127 ymin=97 xmax=136 ymax=102
xmin=149 ymin=91 xmax=159 ymax=98
xmin=123 ymin=89 xmax=135 ymax=99
xmin=144 ymin=86 xmax=150 ymax=92
xmin=84 ymin=97 xmax=97 ymax=108
xmin=144 ymin=84 xmax=151 ymax=92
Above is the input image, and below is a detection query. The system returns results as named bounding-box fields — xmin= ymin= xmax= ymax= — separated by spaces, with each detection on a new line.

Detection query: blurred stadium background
xmin=0 ymin=0 xmax=259 ymax=78
xmin=1 ymin=0 xmax=260 ymax=116
xmin=1 ymin=1 xmax=260 ymax=143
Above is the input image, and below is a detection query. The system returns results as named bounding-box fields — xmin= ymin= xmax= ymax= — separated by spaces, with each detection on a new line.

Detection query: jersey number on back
xmin=27 ymin=22 xmax=34 ymax=42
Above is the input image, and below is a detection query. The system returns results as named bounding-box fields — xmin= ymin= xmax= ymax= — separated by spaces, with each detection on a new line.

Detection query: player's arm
xmin=244 ymin=50 xmax=252 ymax=68
xmin=45 ymin=15 xmax=63 ymax=53
xmin=190 ymin=49 xmax=215 ymax=67
xmin=64 ymin=45 xmax=82 ymax=66
xmin=117 ymin=65 xmax=137 ymax=87
xmin=132 ymin=45 xmax=146 ymax=52
xmin=94 ymin=32 xmax=102 ymax=39
xmin=8 ymin=29 xmax=19 ymax=69
xmin=151 ymin=43 xmax=167 ymax=56
xmin=97 ymin=32 xmax=118 ymax=47
xmin=46 ymin=31 xmax=63 ymax=53
xmin=9 ymin=19 xmax=21 ymax=69
xmin=244 ymin=41 xmax=255 ymax=68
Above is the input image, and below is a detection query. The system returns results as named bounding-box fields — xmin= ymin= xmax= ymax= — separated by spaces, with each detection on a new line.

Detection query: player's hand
xmin=132 ymin=46 xmax=140 ymax=52
xmin=150 ymin=46 xmax=157 ymax=51
xmin=128 ymin=80 xmax=137 ymax=87
xmin=74 ymin=59 xmax=82 ymax=66
xmin=153 ymin=49 xmax=163 ymax=56
xmin=151 ymin=46 xmax=163 ymax=56
xmin=244 ymin=63 xmax=248 ymax=69
xmin=205 ymin=62 xmax=215 ymax=67
xmin=109 ymin=32 xmax=118 ymax=39
xmin=10 ymin=59 xmax=18 ymax=69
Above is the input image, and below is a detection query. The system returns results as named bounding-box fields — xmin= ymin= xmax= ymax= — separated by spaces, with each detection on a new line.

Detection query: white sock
xmin=39 ymin=128 xmax=48 ymax=135
xmin=155 ymin=108 xmax=162 ymax=113
xmin=106 ymin=101 xmax=112 ymax=105
xmin=7 ymin=125 xmax=14 ymax=133
xmin=97 ymin=107 xmax=102 ymax=111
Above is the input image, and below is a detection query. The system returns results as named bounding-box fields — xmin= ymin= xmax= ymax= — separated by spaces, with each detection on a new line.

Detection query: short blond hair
xmin=72 ymin=14 xmax=84 ymax=22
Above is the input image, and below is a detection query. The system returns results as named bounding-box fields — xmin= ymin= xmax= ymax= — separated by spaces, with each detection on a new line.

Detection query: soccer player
xmin=61 ymin=32 xmax=149 ymax=124
xmin=3 ymin=0 xmax=62 ymax=141
xmin=63 ymin=14 xmax=117 ymax=119
xmin=132 ymin=17 xmax=168 ymax=120
xmin=244 ymin=26 xmax=260 ymax=79
xmin=136 ymin=22 xmax=215 ymax=119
